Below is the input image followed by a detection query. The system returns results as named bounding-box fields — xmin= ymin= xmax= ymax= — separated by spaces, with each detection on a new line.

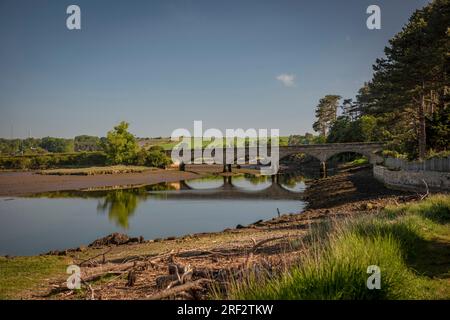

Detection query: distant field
xmin=138 ymin=136 xmax=290 ymax=150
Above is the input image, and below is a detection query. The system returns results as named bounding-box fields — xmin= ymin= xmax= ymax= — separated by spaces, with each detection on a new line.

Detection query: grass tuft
xmin=222 ymin=194 xmax=450 ymax=300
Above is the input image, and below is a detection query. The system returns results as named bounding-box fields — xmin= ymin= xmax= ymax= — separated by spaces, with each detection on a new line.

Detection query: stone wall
xmin=373 ymin=165 xmax=450 ymax=192
xmin=384 ymin=156 xmax=450 ymax=172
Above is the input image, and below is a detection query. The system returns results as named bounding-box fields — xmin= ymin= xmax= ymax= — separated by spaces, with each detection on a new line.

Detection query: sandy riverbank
xmin=0 ymin=169 xmax=202 ymax=197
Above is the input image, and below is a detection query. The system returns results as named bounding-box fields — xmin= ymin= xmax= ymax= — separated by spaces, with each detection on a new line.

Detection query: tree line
xmin=0 ymin=122 xmax=171 ymax=169
xmin=313 ymin=0 xmax=449 ymax=159
xmin=0 ymin=135 xmax=104 ymax=155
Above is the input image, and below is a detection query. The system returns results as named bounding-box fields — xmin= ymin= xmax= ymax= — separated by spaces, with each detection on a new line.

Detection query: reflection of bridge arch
xmin=173 ymin=175 xmax=304 ymax=200
xmin=182 ymin=177 xmax=224 ymax=190
xmin=230 ymin=176 xmax=271 ymax=191
xmin=279 ymin=182 xmax=307 ymax=193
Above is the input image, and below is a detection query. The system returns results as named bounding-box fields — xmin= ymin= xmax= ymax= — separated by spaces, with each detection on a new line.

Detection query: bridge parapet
xmin=166 ymin=142 xmax=385 ymax=165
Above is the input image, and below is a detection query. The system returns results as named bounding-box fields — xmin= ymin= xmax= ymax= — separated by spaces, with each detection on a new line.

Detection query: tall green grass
xmin=222 ymin=195 xmax=450 ymax=300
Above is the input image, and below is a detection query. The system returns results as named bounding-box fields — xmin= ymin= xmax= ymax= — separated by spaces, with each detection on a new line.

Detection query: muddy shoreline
xmin=0 ymin=169 xmax=203 ymax=197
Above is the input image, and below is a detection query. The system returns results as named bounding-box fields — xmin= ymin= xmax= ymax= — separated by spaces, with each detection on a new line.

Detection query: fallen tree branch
xmin=82 ymin=280 xmax=95 ymax=300
xmin=251 ymin=235 xmax=303 ymax=253
xmin=420 ymin=179 xmax=430 ymax=200
xmin=147 ymin=279 xmax=211 ymax=300
xmin=78 ymin=247 xmax=112 ymax=266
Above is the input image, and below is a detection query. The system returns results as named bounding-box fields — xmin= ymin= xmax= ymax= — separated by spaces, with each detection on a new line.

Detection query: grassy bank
xmin=0 ymin=256 xmax=71 ymax=299
xmin=37 ymin=165 xmax=155 ymax=176
xmin=224 ymin=195 xmax=450 ymax=300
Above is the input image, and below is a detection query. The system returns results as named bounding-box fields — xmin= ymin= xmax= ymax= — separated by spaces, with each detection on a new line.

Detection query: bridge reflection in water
xmin=28 ymin=174 xmax=308 ymax=230
xmin=157 ymin=174 xmax=307 ymax=200
xmin=94 ymin=173 xmax=308 ymax=228
xmin=5 ymin=173 xmax=309 ymax=254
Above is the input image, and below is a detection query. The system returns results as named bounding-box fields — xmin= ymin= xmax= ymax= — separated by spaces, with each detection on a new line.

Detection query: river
xmin=0 ymin=173 xmax=312 ymax=255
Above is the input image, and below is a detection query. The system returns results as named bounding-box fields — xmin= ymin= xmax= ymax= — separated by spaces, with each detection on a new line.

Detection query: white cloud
xmin=276 ymin=73 xmax=296 ymax=87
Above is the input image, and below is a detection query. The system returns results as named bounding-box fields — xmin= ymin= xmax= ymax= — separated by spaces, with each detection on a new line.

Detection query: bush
xmin=146 ymin=150 xmax=171 ymax=168
xmin=135 ymin=149 xmax=149 ymax=166
xmin=103 ymin=122 xmax=139 ymax=165
xmin=0 ymin=152 xmax=107 ymax=170
xmin=382 ymin=150 xmax=408 ymax=159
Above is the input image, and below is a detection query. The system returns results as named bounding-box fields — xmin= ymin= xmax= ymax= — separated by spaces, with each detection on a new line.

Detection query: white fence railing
xmin=384 ymin=156 xmax=450 ymax=172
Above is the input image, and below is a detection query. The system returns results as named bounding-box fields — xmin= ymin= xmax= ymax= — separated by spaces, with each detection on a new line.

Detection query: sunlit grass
xmin=37 ymin=165 xmax=155 ymax=176
xmin=222 ymin=195 xmax=450 ymax=300
xmin=0 ymin=256 xmax=70 ymax=299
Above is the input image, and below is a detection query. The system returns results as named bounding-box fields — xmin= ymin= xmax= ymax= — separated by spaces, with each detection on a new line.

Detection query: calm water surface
xmin=0 ymin=173 xmax=310 ymax=255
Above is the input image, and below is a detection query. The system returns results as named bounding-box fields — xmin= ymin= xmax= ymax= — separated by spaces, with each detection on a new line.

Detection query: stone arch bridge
xmin=166 ymin=142 xmax=384 ymax=173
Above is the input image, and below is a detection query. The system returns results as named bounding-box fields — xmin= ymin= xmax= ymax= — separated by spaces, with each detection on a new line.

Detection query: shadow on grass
xmin=352 ymin=222 xmax=450 ymax=279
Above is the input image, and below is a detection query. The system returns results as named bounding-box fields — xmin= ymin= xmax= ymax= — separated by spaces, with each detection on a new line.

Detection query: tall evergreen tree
xmin=313 ymin=95 xmax=341 ymax=137
xmin=357 ymin=0 xmax=449 ymax=159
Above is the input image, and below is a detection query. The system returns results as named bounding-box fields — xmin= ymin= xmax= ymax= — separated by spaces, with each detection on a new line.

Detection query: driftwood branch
xmin=78 ymin=247 xmax=112 ymax=266
xmin=82 ymin=280 xmax=95 ymax=300
xmin=420 ymin=179 xmax=430 ymax=200
xmin=147 ymin=279 xmax=211 ymax=300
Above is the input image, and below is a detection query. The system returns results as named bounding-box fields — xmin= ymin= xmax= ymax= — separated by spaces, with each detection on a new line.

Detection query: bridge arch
xmin=323 ymin=150 xmax=372 ymax=163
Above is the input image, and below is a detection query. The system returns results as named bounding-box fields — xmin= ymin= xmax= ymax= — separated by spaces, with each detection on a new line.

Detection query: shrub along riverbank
xmin=0 ymin=152 xmax=107 ymax=170
xmin=0 ymin=149 xmax=171 ymax=171
xmin=223 ymin=195 xmax=450 ymax=300
xmin=36 ymin=165 xmax=156 ymax=176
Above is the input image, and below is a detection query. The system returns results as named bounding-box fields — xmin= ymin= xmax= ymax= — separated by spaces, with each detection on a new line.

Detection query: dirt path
xmin=0 ymin=170 xmax=201 ymax=197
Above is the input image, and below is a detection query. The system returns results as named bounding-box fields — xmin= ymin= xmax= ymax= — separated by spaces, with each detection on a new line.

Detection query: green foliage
xmin=74 ymin=135 xmax=102 ymax=152
xmin=103 ymin=122 xmax=139 ymax=165
xmin=133 ymin=145 xmax=171 ymax=168
xmin=348 ymin=157 xmax=369 ymax=166
xmin=326 ymin=116 xmax=352 ymax=143
xmin=426 ymin=149 xmax=450 ymax=160
xmin=427 ymin=106 xmax=450 ymax=152
xmin=0 ymin=256 xmax=69 ymax=299
xmin=313 ymin=95 xmax=341 ymax=136
xmin=327 ymin=115 xmax=379 ymax=143
xmin=381 ymin=150 xmax=408 ymax=159
xmin=0 ymin=152 xmax=107 ymax=170
xmin=97 ymin=190 xmax=142 ymax=228
xmin=40 ymin=137 xmax=74 ymax=153
xmin=288 ymin=133 xmax=323 ymax=145
xmin=0 ymin=137 xmax=74 ymax=155
xmin=146 ymin=149 xmax=171 ymax=168
xmin=356 ymin=0 xmax=450 ymax=158
xmin=38 ymin=165 xmax=151 ymax=176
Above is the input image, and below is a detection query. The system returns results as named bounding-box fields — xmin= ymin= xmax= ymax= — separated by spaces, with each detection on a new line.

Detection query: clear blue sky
xmin=0 ymin=0 xmax=430 ymax=138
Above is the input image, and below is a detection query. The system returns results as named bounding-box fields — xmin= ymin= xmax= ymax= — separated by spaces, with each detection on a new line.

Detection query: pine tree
xmin=313 ymin=95 xmax=341 ymax=137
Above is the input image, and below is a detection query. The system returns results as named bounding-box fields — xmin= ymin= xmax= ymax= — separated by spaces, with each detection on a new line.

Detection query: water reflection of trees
xmin=241 ymin=174 xmax=269 ymax=185
xmin=96 ymin=183 xmax=177 ymax=228
xmin=28 ymin=183 xmax=178 ymax=229
xmin=184 ymin=176 xmax=224 ymax=189
xmin=97 ymin=189 xmax=146 ymax=229
xmin=279 ymin=174 xmax=305 ymax=188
